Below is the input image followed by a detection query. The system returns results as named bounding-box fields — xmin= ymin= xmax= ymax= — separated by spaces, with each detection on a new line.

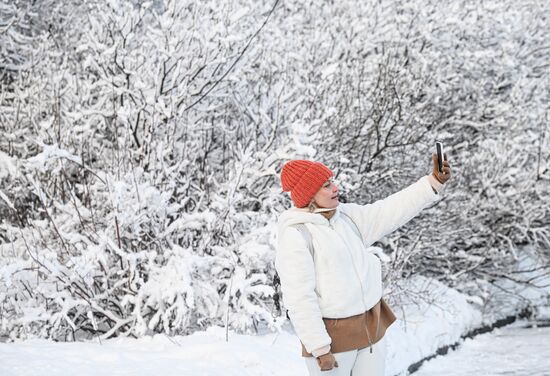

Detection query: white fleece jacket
xmin=275 ymin=174 xmax=444 ymax=355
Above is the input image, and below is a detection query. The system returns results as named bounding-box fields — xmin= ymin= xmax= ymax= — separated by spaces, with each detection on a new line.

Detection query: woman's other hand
xmin=316 ymin=352 xmax=339 ymax=371
xmin=431 ymin=152 xmax=451 ymax=184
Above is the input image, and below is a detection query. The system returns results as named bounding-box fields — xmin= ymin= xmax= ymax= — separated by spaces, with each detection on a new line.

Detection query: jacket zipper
xmin=329 ymin=220 xmax=375 ymax=353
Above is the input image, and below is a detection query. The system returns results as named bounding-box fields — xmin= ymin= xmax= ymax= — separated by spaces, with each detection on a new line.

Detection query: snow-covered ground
xmin=415 ymin=319 xmax=550 ymax=376
xmin=0 ymin=324 xmax=305 ymax=376
xmin=1 ymin=317 xmax=549 ymax=376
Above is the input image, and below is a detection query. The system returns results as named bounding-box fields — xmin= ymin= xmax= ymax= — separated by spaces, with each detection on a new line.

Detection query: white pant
xmin=304 ymin=336 xmax=387 ymax=376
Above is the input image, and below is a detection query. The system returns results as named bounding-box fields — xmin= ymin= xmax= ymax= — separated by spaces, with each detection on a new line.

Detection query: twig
xmin=178 ymin=0 xmax=281 ymax=112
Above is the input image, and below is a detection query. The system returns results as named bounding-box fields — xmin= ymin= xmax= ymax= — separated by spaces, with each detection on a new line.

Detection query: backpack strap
xmin=340 ymin=211 xmax=366 ymax=248
xmin=291 ymin=223 xmax=314 ymax=257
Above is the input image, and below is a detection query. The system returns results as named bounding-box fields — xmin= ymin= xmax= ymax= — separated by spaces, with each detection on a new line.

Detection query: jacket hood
xmin=277 ymin=205 xmax=342 ymax=231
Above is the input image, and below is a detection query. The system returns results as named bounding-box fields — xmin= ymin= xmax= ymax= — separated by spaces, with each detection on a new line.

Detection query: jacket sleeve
xmin=341 ymin=175 xmax=442 ymax=247
xmin=275 ymin=226 xmax=332 ymax=353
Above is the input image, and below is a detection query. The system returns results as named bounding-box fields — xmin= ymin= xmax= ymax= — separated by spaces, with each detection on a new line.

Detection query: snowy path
xmin=0 ymin=325 xmax=308 ymax=376
xmin=1 ymin=319 xmax=549 ymax=376
xmin=414 ymin=320 xmax=550 ymax=376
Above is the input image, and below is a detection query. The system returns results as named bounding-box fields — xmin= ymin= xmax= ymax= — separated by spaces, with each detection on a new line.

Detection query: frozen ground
xmin=1 ymin=319 xmax=548 ymax=376
xmin=415 ymin=319 xmax=550 ymax=376
xmin=2 ymin=324 xmax=305 ymax=376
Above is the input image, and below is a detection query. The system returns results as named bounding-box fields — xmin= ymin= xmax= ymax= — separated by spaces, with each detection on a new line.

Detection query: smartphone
xmin=436 ymin=141 xmax=444 ymax=173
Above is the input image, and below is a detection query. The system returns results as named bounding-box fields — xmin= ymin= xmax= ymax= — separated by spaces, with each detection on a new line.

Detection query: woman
xmin=275 ymin=154 xmax=451 ymax=375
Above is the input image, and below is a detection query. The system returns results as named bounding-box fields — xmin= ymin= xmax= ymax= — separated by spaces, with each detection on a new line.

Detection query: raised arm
xmin=340 ymin=175 xmax=442 ymax=247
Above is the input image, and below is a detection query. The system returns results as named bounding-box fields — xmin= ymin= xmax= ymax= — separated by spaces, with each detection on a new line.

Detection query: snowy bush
xmin=1 ymin=0 xmax=549 ymax=341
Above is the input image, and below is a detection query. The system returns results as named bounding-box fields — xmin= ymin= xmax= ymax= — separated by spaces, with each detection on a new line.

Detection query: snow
xmin=384 ymin=276 xmax=484 ymax=375
xmin=1 ymin=308 xmax=549 ymax=376
xmin=0 ymin=150 xmax=17 ymax=179
xmin=0 ymin=325 xmax=307 ymax=376
xmin=415 ymin=320 xmax=550 ymax=376
xmin=26 ymin=142 xmax=82 ymax=172
xmin=0 ymin=189 xmax=15 ymax=210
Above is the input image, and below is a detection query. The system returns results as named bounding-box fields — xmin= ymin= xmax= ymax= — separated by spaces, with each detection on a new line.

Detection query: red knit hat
xmin=280 ymin=160 xmax=334 ymax=208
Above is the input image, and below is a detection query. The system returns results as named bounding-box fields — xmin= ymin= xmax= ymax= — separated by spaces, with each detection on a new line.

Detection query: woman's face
xmin=312 ymin=178 xmax=339 ymax=208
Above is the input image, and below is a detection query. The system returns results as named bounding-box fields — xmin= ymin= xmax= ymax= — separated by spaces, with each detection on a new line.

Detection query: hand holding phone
xmin=432 ymin=142 xmax=451 ymax=184
xmin=436 ymin=141 xmax=444 ymax=173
